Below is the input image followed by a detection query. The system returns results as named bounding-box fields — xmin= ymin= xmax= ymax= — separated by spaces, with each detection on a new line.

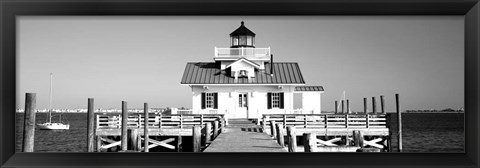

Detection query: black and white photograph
xmin=15 ymin=16 xmax=464 ymax=153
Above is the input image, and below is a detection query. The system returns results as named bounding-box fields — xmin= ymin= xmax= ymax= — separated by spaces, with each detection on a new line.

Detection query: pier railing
xmin=262 ymin=114 xmax=388 ymax=129
xmin=96 ymin=113 xmax=225 ymax=129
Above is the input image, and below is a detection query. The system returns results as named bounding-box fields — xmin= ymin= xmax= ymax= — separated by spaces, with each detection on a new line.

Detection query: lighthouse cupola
xmin=230 ymin=21 xmax=255 ymax=48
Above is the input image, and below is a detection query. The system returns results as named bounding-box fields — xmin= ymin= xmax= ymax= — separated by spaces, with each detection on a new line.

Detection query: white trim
xmin=225 ymin=58 xmax=261 ymax=69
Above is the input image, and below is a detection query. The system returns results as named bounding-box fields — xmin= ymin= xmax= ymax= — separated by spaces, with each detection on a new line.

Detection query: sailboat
xmin=337 ymin=90 xmax=352 ymax=114
xmin=37 ymin=73 xmax=70 ymax=130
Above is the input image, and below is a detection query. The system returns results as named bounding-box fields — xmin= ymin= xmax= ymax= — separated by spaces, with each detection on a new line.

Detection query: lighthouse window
xmin=239 ymin=36 xmax=247 ymax=45
xmin=232 ymin=37 xmax=239 ymax=46
xmin=271 ymin=93 xmax=280 ymax=108
xmin=247 ymin=36 xmax=253 ymax=45
xmin=206 ymin=93 xmax=215 ymax=108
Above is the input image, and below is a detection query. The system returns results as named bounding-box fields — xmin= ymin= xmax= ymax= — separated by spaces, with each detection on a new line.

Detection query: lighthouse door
xmin=236 ymin=93 xmax=248 ymax=118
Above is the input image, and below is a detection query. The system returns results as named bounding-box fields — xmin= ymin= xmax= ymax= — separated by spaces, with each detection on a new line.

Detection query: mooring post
xmin=204 ymin=122 xmax=212 ymax=145
xmin=87 ymin=98 xmax=95 ymax=152
xmin=372 ymin=97 xmax=377 ymax=114
xmin=176 ymin=136 xmax=183 ymax=152
xmin=335 ymin=101 xmax=338 ymax=114
xmin=276 ymin=123 xmax=285 ymax=147
xmin=193 ymin=125 xmax=202 ymax=152
xmin=22 ymin=93 xmax=36 ymax=152
xmin=341 ymin=100 xmax=345 ymax=113
xmin=287 ymin=126 xmax=297 ymax=152
xmin=213 ymin=120 xmax=219 ymax=139
xmin=221 ymin=119 xmax=226 ymax=133
xmin=396 ymin=93 xmax=402 ymax=152
xmin=121 ymin=101 xmax=128 ymax=151
xmin=303 ymin=133 xmax=316 ymax=152
xmin=96 ymin=135 xmax=102 ymax=152
xmin=380 ymin=95 xmax=385 ymax=114
xmin=143 ymin=103 xmax=149 ymax=152
xmin=363 ymin=98 xmax=367 ymax=113
xmin=261 ymin=117 xmax=267 ymax=133
xmin=353 ymin=130 xmax=364 ymax=147
xmin=346 ymin=99 xmax=350 ymax=114
xmin=270 ymin=120 xmax=277 ymax=139
xmin=128 ymin=129 xmax=139 ymax=151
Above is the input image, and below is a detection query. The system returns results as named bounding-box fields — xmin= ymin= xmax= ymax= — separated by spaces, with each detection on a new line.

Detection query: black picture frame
xmin=1 ymin=0 xmax=478 ymax=168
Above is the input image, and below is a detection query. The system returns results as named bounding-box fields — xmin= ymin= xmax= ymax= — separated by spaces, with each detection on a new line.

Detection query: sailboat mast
xmin=49 ymin=73 xmax=53 ymax=123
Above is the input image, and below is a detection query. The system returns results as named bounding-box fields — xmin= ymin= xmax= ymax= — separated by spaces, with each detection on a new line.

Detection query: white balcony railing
xmin=214 ymin=47 xmax=271 ymax=59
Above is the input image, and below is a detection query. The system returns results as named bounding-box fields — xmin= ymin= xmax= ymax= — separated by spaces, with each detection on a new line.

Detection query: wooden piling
xmin=372 ymin=97 xmax=377 ymax=114
xmin=213 ymin=120 xmax=219 ymax=139
xmin=22 ymin=93 xmax=36 ymax=152
xmin=335 ymin=101 xmax=338 ymax=114
xmin=303 ymin=133 xmax=316 ymax=152
xmin=143 ymin=103 xmax=149 ymax=152
xmin=121 ymin=101 xmax=128 ymax=151
xmin=128 ymin=129 xmax=139 ymax=151
xmin=346 ymin=99 xmax=350 ymax=114
xmin=380 ymin=95 xmax=385 ymax=114
xmin=204 ymin=122 xmax=212 ymax=144
xmin=276 ymin=123 xmax=285 ymax=147
xmin=341 ymin=100 xmax=344 ymax=113
xmin=176 ymin=136 xmax=182 ymax=152
xmin=193 ymin=125 xmax=202 ymax=152
xmin=363 ymin=98 xmax=367 ymax=113
xmin=221 ymin=119 xmax=226 ymax=133
xmin=286 ymin=126 xmax=297 ymax=152
xmin=87 ymin=98 xmax=95 ymax=152
xmin=353 ymin=130 xmax=364 ymax=147
xmin=270 ymin=120 xmax=277 ymax=139
xmin=96 ymin=135 xmax=102 ymax=152
xmin=396 ymin=93 xmax=402 ymax=152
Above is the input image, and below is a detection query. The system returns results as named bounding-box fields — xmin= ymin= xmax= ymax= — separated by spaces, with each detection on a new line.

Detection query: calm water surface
xmin=15 ymin=113 xmax=464 ymax=152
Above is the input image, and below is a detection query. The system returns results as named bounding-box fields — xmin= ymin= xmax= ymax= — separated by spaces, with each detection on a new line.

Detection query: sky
xmin=17 ymin=16 xmax=464 ymax=112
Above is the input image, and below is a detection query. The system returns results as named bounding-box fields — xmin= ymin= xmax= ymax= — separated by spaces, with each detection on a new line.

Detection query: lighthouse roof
xmin=230 ymin=21 xmax=256 ymax=36
xmin=181 ymin=62 xmax=305 ymax=85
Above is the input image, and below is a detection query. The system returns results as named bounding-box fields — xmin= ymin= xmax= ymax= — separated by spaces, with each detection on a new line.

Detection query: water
xmin=15 ymin=113 xmax=464 ymax=152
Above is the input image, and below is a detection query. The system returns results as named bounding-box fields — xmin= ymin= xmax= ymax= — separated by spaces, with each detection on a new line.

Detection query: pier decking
xmin=204 ymin=119 xmax=287 ymax=152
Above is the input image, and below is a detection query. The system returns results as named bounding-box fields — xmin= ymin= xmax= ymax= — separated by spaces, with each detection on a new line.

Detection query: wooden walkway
xmin=203 ymin=119 xmax=287 ymax=152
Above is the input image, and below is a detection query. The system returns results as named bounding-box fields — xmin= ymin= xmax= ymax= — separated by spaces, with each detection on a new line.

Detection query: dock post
xmin=363 ymin=98 xmax=367 ymax=113
xmin=270 ymin=120 xmax=277 ymax=139
xmin=372 ymin=97 xmax=377 ymax=114
xmin=353 ymin=130 xmax=364 ymax=147
xmin=176 ymin=136 xmax=182 ymax=152
xmin=213 ymin=120 xmax=219 ymax=139
xmin=204 ymin=122 xmax=212 ymax=145
xmin=341 ymin=100 xmax=344 ymax=113
xmin=193 ymin=125 xmax=202 ymax=152
xmin=22 ymin=93 xmax=36 ymax=152
xmin=96 ymin=135 xmax=102 ymax=152
xmin=221 ymin=119 xmax=226 ymax=133
xmin=87 ymin=98 xmax=95 ymax=152
xmin=380 ymin=95 xmax=385 ymax=114
xmin=346 ymin=99 xmax=350 ymax=114
xmin=303 ymin=133 xmax=316 ymax=152
xmin=121 ymin=101 xmax=128 ymax=151
xmin=276 ymin=123 xmax=285 ymax=147
xmin=261 ymin=117 xmax=267 ymax=133
xmin=396 ymin=93 xmax=402 ymax=152
xmin=128 ymin=129 xmax=139 ymax=151
xmin=143 ymin=103 xmax=149 ymax=152
xmin=287 ymin=126 xmax=297 ymax=152
xmin=335 ymin=101 xmax=338 ymax=114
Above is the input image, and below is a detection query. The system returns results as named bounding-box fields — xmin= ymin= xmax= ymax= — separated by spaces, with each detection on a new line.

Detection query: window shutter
xmin=213 ymin=93 xmax=218 ymax=109
xmin=267 ymin=92 xmax=272 ymax=109
xmin=279 ymin=92 xmax=284 ymax=109
xmin=201 ymin=92 xmax=206 ymax=109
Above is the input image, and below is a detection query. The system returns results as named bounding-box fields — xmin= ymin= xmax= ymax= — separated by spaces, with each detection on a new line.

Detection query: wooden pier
xmin=90 ymin=100 xmax=226 ymax=152
xmin=261 ymin=113 xmax=392 ymax=152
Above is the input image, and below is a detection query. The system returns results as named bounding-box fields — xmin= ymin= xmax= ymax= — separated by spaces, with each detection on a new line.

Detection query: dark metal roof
xmin=230 ymin=21 xmax=256 ymax=36
xmin=295 ymin=86 xmax=324 ymax=92
xmin=181 ymin=62 xmax=305 ymax=84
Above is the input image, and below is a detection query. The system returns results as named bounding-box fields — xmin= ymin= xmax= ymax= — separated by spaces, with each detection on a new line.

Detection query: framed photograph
xmin=1 ymin=0 xmax=479 ymax=168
